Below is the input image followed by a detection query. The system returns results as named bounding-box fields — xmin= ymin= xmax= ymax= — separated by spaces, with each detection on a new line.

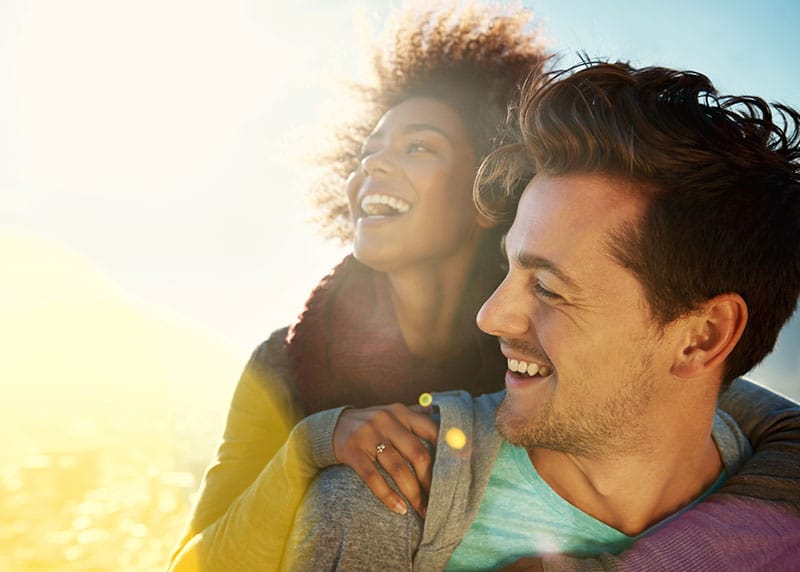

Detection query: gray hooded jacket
xmin=286 ymin=389 xmax=753 ymax=571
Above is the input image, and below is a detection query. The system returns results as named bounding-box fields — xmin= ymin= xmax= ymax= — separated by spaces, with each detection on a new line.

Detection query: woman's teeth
xmin=360 ymin=194 xmax=411 ymax=216
xmin=508 ymin=358 xmax=551 ymax=377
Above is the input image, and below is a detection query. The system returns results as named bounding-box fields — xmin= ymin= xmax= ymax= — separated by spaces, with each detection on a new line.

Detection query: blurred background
xmin=2 ymin=0 xmax=798 ymax=569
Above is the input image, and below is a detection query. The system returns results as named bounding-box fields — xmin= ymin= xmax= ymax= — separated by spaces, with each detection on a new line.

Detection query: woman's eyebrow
xmin=363 ymin=123 xmax=454 ymax=148
xmin=402 ymin=123 xmax=454 ymax=143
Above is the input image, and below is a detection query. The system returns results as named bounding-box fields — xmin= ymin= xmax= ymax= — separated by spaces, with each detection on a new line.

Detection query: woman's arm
xmin=542 ymin=495 xmax=800 ymax=572
xmin=168 ymin=403 xmax=344 ymax=571
xmin=168 ymin=331 xmax=339 ymax=571
xmin=169 ymin=322 xmax=443 ymax=570
xmin=541 ymin=378 xmax=800 ymax=571
xmin=717 ymin=378 xmax=800 ymax=507
xmin=180 ymin=332 xmax=302 ymax=532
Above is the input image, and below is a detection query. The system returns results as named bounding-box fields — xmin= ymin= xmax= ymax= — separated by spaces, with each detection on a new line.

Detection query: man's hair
xmin=311 ymin=3 xmax=548 ymax=241
xmin=476 ymin=61 xmax=800 ymax=384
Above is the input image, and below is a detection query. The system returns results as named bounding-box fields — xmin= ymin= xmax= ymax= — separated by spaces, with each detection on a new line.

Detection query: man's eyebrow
xmin=505 ymin=244 xmax=581 ymax=291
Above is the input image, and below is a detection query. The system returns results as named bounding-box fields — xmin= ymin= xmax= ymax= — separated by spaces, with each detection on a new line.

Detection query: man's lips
xmin=507 ymin=357 xmax=552 ymax=378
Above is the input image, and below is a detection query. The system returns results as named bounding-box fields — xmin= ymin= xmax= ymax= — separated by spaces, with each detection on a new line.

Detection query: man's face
xmin=477 ymin=173 xmax=682 ymax=458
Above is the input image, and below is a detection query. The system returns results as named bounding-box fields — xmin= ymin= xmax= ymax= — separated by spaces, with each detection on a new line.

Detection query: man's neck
xmin=528 ymin=412 xmax=723 ymax=536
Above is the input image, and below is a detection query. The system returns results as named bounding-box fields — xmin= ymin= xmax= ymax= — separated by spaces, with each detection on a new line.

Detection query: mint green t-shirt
xmin=446 ymin=441 xmax=725 ymax=571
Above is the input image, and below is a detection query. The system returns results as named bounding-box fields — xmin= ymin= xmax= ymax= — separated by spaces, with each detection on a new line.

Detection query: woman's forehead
xmin=370 ymin=97 xmax=468 ymax=139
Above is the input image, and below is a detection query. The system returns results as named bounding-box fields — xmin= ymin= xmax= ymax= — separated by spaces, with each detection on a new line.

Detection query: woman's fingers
xmin=399 ymin=403 xmax=439 ymax=443
xmin=332 ymin=403 xmax=440 ymax=517
xmin=348 ymin=446 xmax=410 ymax=515
xmin=332 ymin=415 xmax=409 ymax=514
xmin=381 ymin=408 xmax=436 ymax=495
xmin=375 ymin=443 xmax=426 ymax=516
xmin=361 ymin=408 xmax=430 ymax=516
xmin=375 ymin=441 xmax=433 ymax=517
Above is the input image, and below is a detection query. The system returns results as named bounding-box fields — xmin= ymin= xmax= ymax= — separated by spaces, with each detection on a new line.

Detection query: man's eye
xmin=534 ymin=282 xmax=561 ymax=300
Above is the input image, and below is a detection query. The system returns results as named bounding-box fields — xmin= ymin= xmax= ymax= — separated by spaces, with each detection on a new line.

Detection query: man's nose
xmin=476 ymin=275 xmax=530 ymax=338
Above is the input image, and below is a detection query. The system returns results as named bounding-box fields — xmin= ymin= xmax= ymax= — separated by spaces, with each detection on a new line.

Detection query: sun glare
xmin=0 ymin=230 xmax=244 ymax=570
xmin=0 ymin=0 xmax=365 ymax=567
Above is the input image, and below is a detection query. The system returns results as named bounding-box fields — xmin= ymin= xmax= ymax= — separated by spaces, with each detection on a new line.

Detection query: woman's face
xmin=347 ymin=97 xmax=485 ymax=273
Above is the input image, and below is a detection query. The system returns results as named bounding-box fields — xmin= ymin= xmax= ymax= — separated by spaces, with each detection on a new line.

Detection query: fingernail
xmin=392 ymin=500 xmax=407 ymax=515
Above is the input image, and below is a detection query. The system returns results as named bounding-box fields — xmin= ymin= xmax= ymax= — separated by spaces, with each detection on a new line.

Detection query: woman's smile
xmin=346 ymin=96 xmax=482 ymax=273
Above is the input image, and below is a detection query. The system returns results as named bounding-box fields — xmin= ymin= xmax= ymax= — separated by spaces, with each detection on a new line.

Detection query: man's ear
xmin=671 ymin=293 xmax=748 ymax=379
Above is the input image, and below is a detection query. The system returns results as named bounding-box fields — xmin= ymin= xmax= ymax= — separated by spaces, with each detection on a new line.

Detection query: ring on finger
xmin=376 ymin=442 xmax=387 ymax=456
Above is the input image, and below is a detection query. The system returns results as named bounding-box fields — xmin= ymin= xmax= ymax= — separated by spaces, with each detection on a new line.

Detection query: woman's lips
xmin=359 ymin=193 xmax=411 ymax=217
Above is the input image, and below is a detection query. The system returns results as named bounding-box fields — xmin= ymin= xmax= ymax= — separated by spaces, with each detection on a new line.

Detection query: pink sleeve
xmin=544 ymin=495 xmax=800 ymax=571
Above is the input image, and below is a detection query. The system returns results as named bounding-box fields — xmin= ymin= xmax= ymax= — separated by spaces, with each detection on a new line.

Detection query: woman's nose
xmin=346 ymin=169 xmax=362 ymax=200
xmin=361 ymin=148 xmax=394 ymax=176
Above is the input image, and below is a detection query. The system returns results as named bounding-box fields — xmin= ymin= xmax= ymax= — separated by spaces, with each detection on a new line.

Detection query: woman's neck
xmin=387 ymin=236 xmax=484 ymax=360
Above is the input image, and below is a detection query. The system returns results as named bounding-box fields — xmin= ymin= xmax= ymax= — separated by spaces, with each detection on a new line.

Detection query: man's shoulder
xmin=432 ymin=389 xmax=504 ymax=417
xmin=288 ymin=464 xmax=423 ymax=570
xmin=712 ymin=407 xmax=754 ymax=476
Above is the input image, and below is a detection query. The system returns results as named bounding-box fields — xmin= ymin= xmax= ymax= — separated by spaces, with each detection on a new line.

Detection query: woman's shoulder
xmin=247 ymin=326 xmax=291 ymax=375
xmin=236 ymin=326 xmax=302 ymax=418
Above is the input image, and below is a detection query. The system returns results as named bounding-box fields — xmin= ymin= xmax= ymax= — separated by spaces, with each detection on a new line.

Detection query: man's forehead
xmin=502 ymin=230 xmax=582 ymax=293
xmin=505 ymin=173 xmax=645 ymax=271
xmin=514 ymin=173 xmax=645 ymax=231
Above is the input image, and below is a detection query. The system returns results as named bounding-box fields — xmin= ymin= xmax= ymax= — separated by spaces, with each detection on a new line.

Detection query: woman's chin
xmin=352 ymin=242 xmax=405 ymax=273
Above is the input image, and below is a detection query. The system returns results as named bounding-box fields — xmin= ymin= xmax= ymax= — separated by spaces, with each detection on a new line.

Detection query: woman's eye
xmin=534 ymin=282 xmax=561 ymax=300
xmin=407 ymin=140 xmax=430 ymax=153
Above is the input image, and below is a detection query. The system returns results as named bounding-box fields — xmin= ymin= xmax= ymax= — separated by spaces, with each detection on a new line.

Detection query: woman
xmin=170 ymin=7 xmax=546 ymax=569
xmin=170 ymin=5 xmax=800 ymax=571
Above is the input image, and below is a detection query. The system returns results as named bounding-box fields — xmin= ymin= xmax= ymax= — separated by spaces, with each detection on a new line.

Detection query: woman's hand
xmin=332 ymin=403 xmax=439 ymax=517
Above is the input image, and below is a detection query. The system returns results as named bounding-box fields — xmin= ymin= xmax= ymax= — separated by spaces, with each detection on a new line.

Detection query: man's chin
xmin=495 ymin=395 xmax=543 ymax=448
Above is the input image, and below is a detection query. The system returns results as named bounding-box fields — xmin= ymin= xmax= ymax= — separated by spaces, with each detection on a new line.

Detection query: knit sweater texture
xmin=287 ymin=389 xmax=800 ymax=571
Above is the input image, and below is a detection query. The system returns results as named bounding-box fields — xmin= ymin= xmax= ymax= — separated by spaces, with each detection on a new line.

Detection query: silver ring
xmin=376 ymin=442 xmax=387 ymax=455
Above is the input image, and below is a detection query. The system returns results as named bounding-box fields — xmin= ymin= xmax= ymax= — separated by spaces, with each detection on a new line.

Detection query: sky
xmin=2 ymin=0 xmax=798 ymax=419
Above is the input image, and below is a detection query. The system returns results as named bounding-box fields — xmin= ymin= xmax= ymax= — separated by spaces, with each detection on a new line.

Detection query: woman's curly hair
xmin=310 ymin=2 xmax=549 ymax=242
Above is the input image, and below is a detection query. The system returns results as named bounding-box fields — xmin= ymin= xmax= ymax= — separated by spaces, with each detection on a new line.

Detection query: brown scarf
xmin=287 ymin=255 xmax=507 ymax=415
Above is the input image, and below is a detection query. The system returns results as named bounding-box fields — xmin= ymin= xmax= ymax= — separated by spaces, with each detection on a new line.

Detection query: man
xmin=286 ymin=62 xmax=800 ymax=570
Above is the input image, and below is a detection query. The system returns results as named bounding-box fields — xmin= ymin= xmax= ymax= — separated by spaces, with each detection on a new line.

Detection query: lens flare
xmin=445 ymin=427 xmax=467 ymax=450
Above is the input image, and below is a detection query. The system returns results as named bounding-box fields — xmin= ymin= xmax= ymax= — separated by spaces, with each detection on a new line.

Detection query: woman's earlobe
xmin=476 ymin=209 xmax=498 ymax=229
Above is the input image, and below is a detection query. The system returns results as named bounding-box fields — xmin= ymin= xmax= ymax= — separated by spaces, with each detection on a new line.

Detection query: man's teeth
xmin=360 ymin=194 xmax=411 ymax=216
xmin=508 ymin=358 xmax=551 ymax=377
